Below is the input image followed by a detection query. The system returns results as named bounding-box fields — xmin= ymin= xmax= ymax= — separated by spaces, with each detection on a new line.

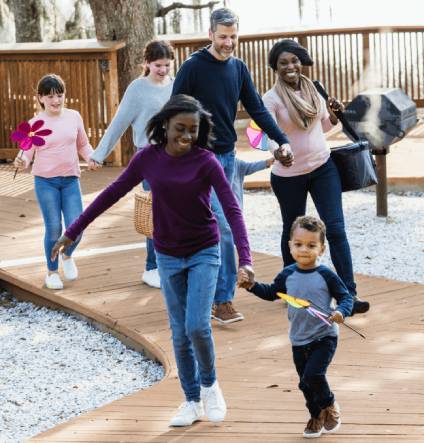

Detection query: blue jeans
xmin=142 ymin=180 xmax=157 ymax=271
xmin=211 ymin=150 xmax=237 ymax=304
xmin=270 ymin=158 xmax=356 ymax=296
xmin=34 ymin=176 xmax=83 ymax=271
xmin=156 ymin=245 xmax=220 ymax=402
xmin=292 ymin=336 xmax=338 ymax=418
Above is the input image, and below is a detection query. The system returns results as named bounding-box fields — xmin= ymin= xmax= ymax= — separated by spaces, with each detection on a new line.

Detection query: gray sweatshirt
xmin=90 ymin=77 xmax=173 ymax=163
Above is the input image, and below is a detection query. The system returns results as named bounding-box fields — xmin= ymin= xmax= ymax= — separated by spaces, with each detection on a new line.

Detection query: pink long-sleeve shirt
xmin=22 ymin=108 xmax=93 ymax=177
xmin=263 ymin=88 xmax=336 ymax=177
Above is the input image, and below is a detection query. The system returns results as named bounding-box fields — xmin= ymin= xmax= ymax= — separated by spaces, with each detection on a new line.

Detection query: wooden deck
xmin=1 ymin=165 xmax=423 ymax=442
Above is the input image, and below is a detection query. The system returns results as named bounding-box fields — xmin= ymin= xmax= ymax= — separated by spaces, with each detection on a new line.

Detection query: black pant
xmin=292 ymin=335 xmax=337 ymax=418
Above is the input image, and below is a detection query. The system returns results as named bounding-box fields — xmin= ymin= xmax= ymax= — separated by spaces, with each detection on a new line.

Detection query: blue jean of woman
xmin=156 ymin=244 xmax=220 ymax=401
xmin=142 ymin=180 xmax=157 ymax=271
xmin=34 ymin=176 xmax=83 ymax=271
xmin=270 ymin=158 xmax=356 ymax=296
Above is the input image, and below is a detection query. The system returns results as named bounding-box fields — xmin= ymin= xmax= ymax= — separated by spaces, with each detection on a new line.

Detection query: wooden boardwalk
xmin=1 ymin=165 xmax=423 ymax=442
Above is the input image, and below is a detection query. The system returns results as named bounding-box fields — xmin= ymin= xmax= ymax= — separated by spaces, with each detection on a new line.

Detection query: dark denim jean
xmin=34 ymin=176 xmax=83 ymax=271
xmin=271 ymin=158 xmax=356 ymax=296
xmin=142 ymin=180 xmax=157 ymax=271
xmin=292 ymin=335 xmax=338 ymax=418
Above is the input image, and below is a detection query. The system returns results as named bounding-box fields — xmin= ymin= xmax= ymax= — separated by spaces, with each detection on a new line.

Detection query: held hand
xmin=14 ymin=157 xmax=25 ymax=171
xmin=237 ymin=265 xmax=255 ymax=289
xmin=329 ymin=310 xmax=344 ymax=324
xmin=51 ymin=235 xmax=74 ymax=262
xmin=88 ymin=159 xmax=102 ymax=171
xmin=274 ymin=144 xmax=294 ymax=167
xmin=266 ymin=157 xmax=275 ymax=168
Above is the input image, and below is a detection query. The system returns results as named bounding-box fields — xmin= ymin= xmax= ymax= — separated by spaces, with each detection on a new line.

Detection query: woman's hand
xmin=327 ymin=97 xmax=345 ymax=125
xmin=274 ymin=144 xmax=294 ymax=167
xmin=14 ymin=157 xmax=26 ymax=171
xmin=329 ymin=310 xmax=344 ymax=324
xmin=51 ymin=235 xmax=74 ymax=262
xmin=237 ymin=265 xmax=255 ymax=289
xmin=88 ymin=159 xmax=102 ymax=171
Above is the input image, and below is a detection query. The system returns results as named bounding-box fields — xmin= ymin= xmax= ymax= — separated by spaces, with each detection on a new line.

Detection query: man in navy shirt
xmin=173 ymin=8 xmax=293 ymax=324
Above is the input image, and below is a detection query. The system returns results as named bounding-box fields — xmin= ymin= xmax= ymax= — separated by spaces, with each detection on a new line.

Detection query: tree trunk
xmin=88 ymin=0 xmax=156 ymax=97
xmin=9 ymin=0 xmax=43 ymax=42
xmin=88 ymin=0 xmax=156 ymax=163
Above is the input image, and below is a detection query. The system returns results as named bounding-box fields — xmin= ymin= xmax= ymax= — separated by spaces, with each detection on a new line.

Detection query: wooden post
xmin=374 ymin=148 xmax=389 ymax=217
xmin=103 ymin=50 xmax=122 ymax=166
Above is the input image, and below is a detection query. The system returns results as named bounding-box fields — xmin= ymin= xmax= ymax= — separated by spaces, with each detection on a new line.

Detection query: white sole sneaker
xmin=169 ymin=401 xmax=204 ymax=427
xmin=61 ymin=255 xmax=78 ymax=280
xmin=201 ymin=381 xmax=227 ymax=423
xmin=45 ymin=273 xmax=64 ymax=290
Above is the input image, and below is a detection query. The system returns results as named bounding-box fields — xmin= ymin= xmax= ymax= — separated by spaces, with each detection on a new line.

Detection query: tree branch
xmin=156 ymin=1 xmax=219 ymax=18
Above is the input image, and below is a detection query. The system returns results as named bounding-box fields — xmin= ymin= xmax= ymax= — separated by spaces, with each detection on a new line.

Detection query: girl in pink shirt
xmin=14 ymin=74 xmax=93 ymax=290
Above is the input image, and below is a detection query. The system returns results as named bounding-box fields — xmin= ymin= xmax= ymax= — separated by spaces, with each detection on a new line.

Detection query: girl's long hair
xmin=146 ymin=94 xmax=214 ymax=149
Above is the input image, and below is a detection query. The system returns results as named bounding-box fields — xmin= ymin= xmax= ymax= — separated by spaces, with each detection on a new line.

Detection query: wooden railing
xmin=1 ymin=27 xmax=423 ymax=164
xmin=170 ymin=26 xmax=424 ymax=116
xmin=0 ymin=40 xmax=124 ymax=163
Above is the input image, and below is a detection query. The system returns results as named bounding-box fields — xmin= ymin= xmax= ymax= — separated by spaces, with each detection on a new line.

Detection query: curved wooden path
xmin=0 ymin=165 xmax=423 ymax=442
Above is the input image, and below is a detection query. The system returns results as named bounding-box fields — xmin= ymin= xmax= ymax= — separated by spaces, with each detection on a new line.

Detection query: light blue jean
xmin=156 ymin=244 xmax=220 ymax=402
xmin=210 ymin=150 xmax=237 ymax=304
xmin=34 ymin=176 xmax=83 ymax=271
xmin=141 ymin=180 xmax=157 ymax=271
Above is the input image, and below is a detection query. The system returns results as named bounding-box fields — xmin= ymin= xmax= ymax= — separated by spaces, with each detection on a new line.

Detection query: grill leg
xmin=375 ymin=153 xmax=388 ymax=217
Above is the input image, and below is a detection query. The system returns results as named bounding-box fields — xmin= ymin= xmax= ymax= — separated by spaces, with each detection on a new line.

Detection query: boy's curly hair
xmin=290 ymin=215 xmax=326 ymax=245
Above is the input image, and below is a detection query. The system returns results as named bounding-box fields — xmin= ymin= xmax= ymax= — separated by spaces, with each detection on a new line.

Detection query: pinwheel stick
xmin=13 ymin=151 xmax=23 ymax=180
xmin=306 ymin=298 xmax=366 ymax=339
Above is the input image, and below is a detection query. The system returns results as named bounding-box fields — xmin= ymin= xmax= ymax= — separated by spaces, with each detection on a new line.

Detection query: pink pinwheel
xmin=11 ymin=119 xmax=52 ymax=179
xmin=11 ymin=119 xmax=52 ymax=150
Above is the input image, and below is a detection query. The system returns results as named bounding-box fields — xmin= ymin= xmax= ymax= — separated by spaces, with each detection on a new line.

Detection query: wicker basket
xmin=134 ymin=191 xmax=153 ymax=238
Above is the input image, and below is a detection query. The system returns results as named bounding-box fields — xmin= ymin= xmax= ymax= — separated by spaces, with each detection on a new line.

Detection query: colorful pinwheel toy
xmin=246 ymin=120 xmax=268 ymax=151
xmin=11 ymin=120 xmax=52 ymax=179
xmin=276 ymin=292 xmax=366 ymax=339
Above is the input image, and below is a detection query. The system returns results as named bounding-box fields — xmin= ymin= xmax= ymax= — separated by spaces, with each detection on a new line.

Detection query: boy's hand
xmin=237 ymin=265 xmax=255 ymax=289
xmin=14 ymin=157 xmax=26 ymax=171
xmin=88 ymin=159 xmax=102 ymax=171
xmin=329 ymin=310 xmax=344 ymax=324
xmin=266 ymin=157 xmax=275 ymax=168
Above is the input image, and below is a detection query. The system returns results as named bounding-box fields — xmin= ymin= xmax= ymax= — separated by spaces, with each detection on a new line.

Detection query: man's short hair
xmin=210 ymin=8 xmax=239 ymax=31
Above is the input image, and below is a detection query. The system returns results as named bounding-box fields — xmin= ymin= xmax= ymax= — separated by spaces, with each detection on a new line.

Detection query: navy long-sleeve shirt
xmin=65 ymin=145 xmax=252 ymax=265
xmin=172 ymin=47 xmax=289 ymax=154
xmin=248 ymin=264 xmax=353 ymax=346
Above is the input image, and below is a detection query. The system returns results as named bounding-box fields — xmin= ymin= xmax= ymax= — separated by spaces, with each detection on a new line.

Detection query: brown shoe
xmin=212 ymin=301 xmax=244 ymax=324
xmin=322 ymin=401 xmax=341 ymax=433
xmin=303 ymin=415 xmax=324 ymax=438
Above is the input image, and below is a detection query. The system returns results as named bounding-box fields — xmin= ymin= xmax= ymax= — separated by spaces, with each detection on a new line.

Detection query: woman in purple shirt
xmin=51 ymin=95 xmax=255 ymax=428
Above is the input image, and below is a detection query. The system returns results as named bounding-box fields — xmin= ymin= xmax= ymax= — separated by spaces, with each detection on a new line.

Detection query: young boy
xmin=239 ymin=215 xmax=353 ymax=438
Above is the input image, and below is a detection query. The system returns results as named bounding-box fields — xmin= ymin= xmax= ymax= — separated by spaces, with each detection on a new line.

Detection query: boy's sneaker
xmin=352 ymin=296 xmax=370 ymax=315
xmin=303 ymin=415 xmax=324 ymax=438
xmin=142 ymin=269 xmax=161 ymax=289
xmin=212 ymin=301 xmax=244 ymax=324
xmin=169 ymin=401 xmax=204 ymax=427
xmin=45 ymin=273 xmax=64 ymax=290
xmin=61 ymin=255 xmax=78 ymax=280
xmin=322 ymin=401 xmax=341 ymax=433
xmin=201 ymin=380 xmax=227 ymax=423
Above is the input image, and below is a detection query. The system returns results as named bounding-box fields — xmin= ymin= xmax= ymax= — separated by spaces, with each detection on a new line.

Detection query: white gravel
xmin=245 ymin=189 xmax=424 ymax=284
xmin=0 ymin=292 xmax=164 ymax=443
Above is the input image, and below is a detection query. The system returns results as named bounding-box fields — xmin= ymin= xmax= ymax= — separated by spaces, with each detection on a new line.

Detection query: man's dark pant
xmin=292 ymin=335 xmax=337 ymax=418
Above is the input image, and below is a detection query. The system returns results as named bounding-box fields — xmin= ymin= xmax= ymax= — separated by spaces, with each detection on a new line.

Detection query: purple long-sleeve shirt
xmin=65 ymin=144 xmax=252 ymax=266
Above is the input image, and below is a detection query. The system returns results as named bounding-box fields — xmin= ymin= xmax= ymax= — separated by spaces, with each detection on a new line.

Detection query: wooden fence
xmin=0 ymin=40 xmax=124 ymax=163
xmin=1 ymin=26 xmax=423 ymax=164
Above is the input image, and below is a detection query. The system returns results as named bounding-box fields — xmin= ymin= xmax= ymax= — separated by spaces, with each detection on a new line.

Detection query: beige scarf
xmin=274 ymin=74 xmax=321 ymax=130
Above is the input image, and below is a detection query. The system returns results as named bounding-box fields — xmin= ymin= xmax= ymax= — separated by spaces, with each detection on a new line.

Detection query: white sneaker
xmin=62 ymin=255 xmax=78 ymax=280
xmin=201 ymin=381 xmax=227 ymax=423
xmin=45 ymin=273 xmax=64 ymax=290
xmin=169 ymin=401 xmax=204 ymax=427
xmin=142 ymin=269 xmax=161 ymax=288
